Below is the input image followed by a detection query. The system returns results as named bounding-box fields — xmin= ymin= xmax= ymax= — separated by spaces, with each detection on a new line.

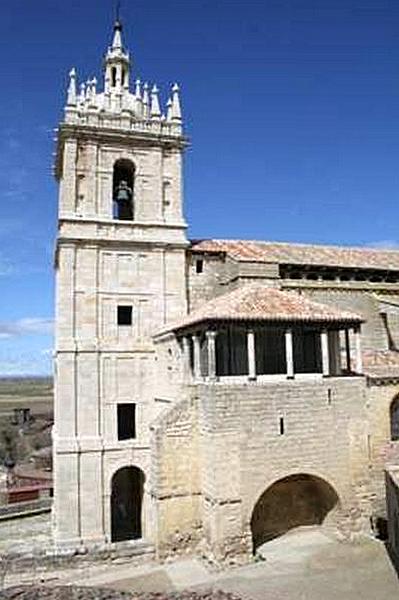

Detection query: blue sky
xmin=0 ymin=0 xmax=398 ymax=376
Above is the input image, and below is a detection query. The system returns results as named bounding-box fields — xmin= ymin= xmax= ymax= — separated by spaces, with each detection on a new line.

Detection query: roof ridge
xmin=190 ymin=238 xmax=399 ymax=254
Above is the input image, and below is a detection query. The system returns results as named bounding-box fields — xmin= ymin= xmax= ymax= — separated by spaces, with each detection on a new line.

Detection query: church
xmin=53 ymin=19 xmax=399 ymax=560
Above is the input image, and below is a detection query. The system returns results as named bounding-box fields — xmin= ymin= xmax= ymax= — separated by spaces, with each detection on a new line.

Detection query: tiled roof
xmin=159 ymin=285 xmax=362 ymax=334
xmin=363 ymin=350 xmax=399 ymax=379
xmin=190 ymin=239 xmax=399 ymax=271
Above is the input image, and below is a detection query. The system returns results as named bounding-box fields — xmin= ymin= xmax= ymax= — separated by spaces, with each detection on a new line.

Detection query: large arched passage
xmin=250 ymin=473 xmax=339 ymax=551
xmin=111 ymin=466 xmax=145 ymax=543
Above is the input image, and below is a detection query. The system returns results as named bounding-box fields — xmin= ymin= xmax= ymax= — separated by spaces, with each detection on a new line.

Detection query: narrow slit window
xmin=196 ymin=259 xmax=203 ymax=274
xmin=118 ymin=305 xmax=132 ymax=326
xmin=111 ymin=67 xmax=117 ymax=87
xmin=117 ymin=403 xmax=136 ymax=440
xmin=279 ymin=417 xmax=285 ymax=435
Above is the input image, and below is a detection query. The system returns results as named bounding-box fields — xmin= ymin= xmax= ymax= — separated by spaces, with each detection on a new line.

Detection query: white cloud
xmin=0 ymin=353 xmax=52 ymax=377
xmin=0 ymin=318 xmax=53 ymax=339
xmin=368 ymin=240 xmax=399 ymax=250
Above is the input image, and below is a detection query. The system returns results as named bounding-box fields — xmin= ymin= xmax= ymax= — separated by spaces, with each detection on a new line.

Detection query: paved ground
xmin=0 ymin=513 xmax=51 ymax=555
xmin=3 ymin=526 xmax=398 ymax=599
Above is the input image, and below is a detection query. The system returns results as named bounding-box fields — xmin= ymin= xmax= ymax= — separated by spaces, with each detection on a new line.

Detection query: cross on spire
xmin=115 ymin=0 xmax=121 ymax=22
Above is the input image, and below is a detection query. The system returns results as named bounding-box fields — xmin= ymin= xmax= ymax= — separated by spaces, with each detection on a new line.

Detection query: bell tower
xmin=53 ymin=20 xmax=188 ymax=549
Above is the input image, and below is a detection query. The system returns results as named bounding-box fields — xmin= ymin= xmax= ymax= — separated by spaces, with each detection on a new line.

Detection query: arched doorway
xmin=250 ymin=473 xmax=339 ymax=551
xmin=390 ymin=395 xmax=399 ymax=441
xmin=111 ymin=466 xmax=144 ymax=543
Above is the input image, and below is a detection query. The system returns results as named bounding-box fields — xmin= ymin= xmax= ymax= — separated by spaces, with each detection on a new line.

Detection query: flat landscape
xmin=0 ymin=378 xmax=53 ymax=418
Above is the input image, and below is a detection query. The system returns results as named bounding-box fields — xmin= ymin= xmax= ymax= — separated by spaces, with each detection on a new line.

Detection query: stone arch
xmin=250 ymin=473 xmax=340 ymax=551
xmin=390 ymin=395 xmax=399 ymax=441
xmin=113 ymin=158 xmax=135 ymax=220
xmin=111 ymin=465 xmax=145 ymax=543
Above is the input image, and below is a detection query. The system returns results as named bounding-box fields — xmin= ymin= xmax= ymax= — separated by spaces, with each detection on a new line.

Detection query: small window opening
xmin=372 ymin=516 xmax=388 ymax=541
xmin=327 ymin=388 xmax=332 ymax=405
xmin=117 ymin=403 xmax=136 ymax=440
xmin=121 ymin=69 xmax=126 ymax=86
xmin=322 ymin=272 xmax=336 ymax=281
xmin=279 ymin=417 xmax=285 ymax=435
xmin=306 ymin=272 xmax=318 ymax=281
xmin=113 ymin=159 xmax=135 ymax=221
xmin=196 ymin=259 xmax=204 ymax=274
xmin=111 ymin=67 xmax=117 ymax=87
xmin=118 ymin=305 xmax=132 ymax=326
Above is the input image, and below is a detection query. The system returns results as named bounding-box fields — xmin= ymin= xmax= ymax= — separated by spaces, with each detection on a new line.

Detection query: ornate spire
xmin=63 ymin=17 xmax=184 ymax=133
xmin=104 ymin=18 xmax=131 ymax=94
xmin=142 ymin=83 xmax=150 ymax=118
xmin=151 ymin=85 xmax=161 ymax=120
xmin=66 ymin=68 xmax=77 ymax=106
xmin=79 ymin=82 xmax=86 ymax=106
xmin=170 ymin=83 xmax=182 ymax=122
xmin=166 ymin=98 xmax=173 ymax=122
xmin=111 ymin=20 xmax=123 ymax=52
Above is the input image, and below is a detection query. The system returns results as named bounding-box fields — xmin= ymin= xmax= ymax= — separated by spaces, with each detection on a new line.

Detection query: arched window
xmin=111 ymin=67 xmax=117 ymax=88
xmin=113 ymin=159 xmax=135 ymax=221
xmin=390 ymin=396 xmax=399 ymax=441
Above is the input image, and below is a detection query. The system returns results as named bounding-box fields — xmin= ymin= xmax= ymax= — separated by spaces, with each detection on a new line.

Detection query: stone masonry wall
xmin=151 ymin=376 xmax=372 ymax=560
xmin=366 ymin=382 xmax=399 ymax=517
xmin=187 ymin=253 xmax=399 ymax=352
xmin=196 ymin=377 xmax=371 ymax=559
xmin=386 ymin=468 xmax=399 ymax=561
xmin=150 ymin=396 xmax=201 ymax=557
xmin=287 ymin=285 xmax=393 ymax=351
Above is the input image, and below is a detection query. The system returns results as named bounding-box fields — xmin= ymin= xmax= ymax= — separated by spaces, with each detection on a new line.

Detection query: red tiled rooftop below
xmin=160 ymin=284 xmax=362 ymax=334
xmin=190 ymin=239 xmax=399 ymax=271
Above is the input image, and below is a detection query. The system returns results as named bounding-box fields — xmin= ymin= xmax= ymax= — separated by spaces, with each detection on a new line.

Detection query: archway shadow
xmin=251 ymin=473 xmax=339 ymax=553
xmin=111 ymin=466 xmax=145 ymax=543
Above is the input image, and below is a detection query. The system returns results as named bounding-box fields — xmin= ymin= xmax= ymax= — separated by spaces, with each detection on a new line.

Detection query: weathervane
xmin=115 ymin=0 xmax=121 ymax=22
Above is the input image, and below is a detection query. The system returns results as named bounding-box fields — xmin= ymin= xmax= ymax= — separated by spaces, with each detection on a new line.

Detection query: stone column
xmin=344 ymin=329 xmax=351 ymax=372
xmin=247 ymin=329 xmax=256 ymax=381
xmin=192 ymin=334 xmax=201 ymax=380
xmin=285 ymin=329 xmax=294 ymax=379
xmin=321 ymin=330 xmax=330 ymax=376
xmin=182 ymin=336 xmax=191 ymax=381
xmin=354 ymin=326 xmax=363 ymax=374
xmin=206 ymin=331 xmax=217 ymax=381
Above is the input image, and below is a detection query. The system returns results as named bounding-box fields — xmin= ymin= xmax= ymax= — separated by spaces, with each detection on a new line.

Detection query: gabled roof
xmin=158 ymin=285 xmax=363 ymax=335
xmin=190 ymin=239 xmax=399 ymax=271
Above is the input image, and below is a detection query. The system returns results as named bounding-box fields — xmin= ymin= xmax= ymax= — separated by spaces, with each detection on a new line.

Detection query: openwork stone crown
xmin=64 ymin=20 xmax=183 ymax=137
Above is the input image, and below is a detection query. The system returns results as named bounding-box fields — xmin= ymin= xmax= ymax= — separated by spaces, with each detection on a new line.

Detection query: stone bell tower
xmin=53 ymin=20 xmax=188 ymax=549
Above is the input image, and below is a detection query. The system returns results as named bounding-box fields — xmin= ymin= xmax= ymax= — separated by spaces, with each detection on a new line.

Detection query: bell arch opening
xmin=250 ymin=473 xmax=339 ymax=552
xmin=113 ymin=158 xmax=135 ymax=221
xmin=390 ymin=395 xmax=399 ymax=441
xmin=111 ymin=466 xmax=145 ymax=543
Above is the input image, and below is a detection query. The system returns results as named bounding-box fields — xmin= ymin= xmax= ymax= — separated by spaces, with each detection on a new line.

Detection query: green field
xmin=0 ymin=377 xmax=53 ymax=416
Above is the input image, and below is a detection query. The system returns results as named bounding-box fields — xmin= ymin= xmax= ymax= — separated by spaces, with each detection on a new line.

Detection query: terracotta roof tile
xmin=159 ymin=285 xmax=362 ymax=334
xmin=190 ymin=239 xmax=399 ymax=271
